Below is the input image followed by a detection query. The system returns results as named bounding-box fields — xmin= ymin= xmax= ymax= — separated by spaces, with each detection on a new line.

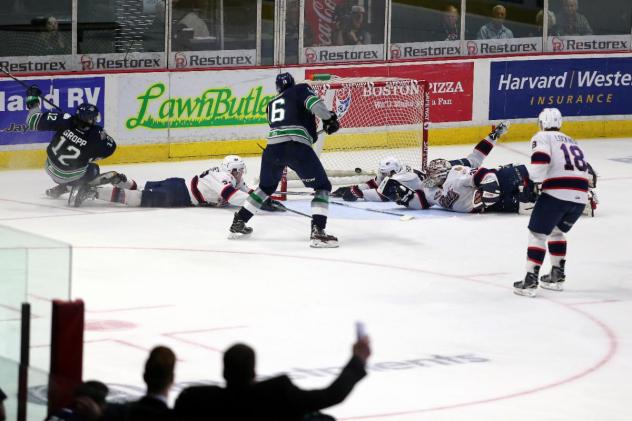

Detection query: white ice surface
xmin=1 ymin=139 xmax=631 ymax=420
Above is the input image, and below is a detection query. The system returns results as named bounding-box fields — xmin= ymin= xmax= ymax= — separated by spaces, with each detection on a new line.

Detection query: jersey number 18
xmin=560 ymin=144 xmax=587 ymax=172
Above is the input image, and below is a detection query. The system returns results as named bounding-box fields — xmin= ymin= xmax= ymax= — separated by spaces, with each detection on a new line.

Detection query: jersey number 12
xmin=51 ymin=136 xmax=80 ymax=166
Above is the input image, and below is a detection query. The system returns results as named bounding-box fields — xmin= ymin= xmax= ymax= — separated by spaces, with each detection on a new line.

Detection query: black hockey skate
xmin=68 ymin=184 xmax=97 ymax=207
xmin=513 ymin=268 xmax=539 ymax=298
xmin=540 ymin=260 xmax=566 ymax=291
xmin=228 ymin=213 xmax=253 ymax=239
xmin=45 ymin=184 xmax=69 ymax=199
xmin=310 ymin=225 xmax=339 ymax=248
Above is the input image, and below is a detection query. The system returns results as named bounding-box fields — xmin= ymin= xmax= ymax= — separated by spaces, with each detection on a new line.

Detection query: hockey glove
xmin=479 ymin=173 xmax=501 ymax=207
xmin=395 ymin=185 xmax=415 ymax=207
xmin=26 ymin=85 xmax=42 ymax=109
xmin=586 ymin=162 xmax=597 ymax=188
xmin=343 ymin=186 xmax=364 ymax=201
xmin=322 ymin=113 xmax=340 ymax=135
xmin=261 ymin=198 xmax=287 ymax=212
xmin=488 ymin=121 xmax=509 ymax=141
xmin=377 ymin=177 xmax=401 ymax=201
xmin=331 ymin=186 xmax=350 ymax=198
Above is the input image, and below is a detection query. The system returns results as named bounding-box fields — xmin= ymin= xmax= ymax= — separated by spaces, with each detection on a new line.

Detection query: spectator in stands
xmin=532 ymin=10 xmax=559 ymax=36
xmin=45 ymin=381 xmax=109 ymax=421
xmin=335 ymin=5 xmax=372 ymax=46
xmin=173 ymin=0 xmax=210 ymax=38
xmin=125 ymin=346 xmax=177 ymax=421
xmin=0 ymin=387 xmax=6 ymax=421
xmin=439 ymin=4 xmax=460 ymax=41
xmin=40 ymin=16 xmax=67 ymax=54
xmin=556 ymin=0 xmax=593 ymax=36
xmin=476 ymin=5 xmax=514 ymax=39
xmin=174 ymin=335 xmax=371 ymax=421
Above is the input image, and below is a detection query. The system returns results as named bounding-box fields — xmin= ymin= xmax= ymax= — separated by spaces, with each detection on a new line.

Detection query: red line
xmin=570 ymin=299 xmax=620 ymax=306
xmin=87 ymin=304 xmax=175 ymax=313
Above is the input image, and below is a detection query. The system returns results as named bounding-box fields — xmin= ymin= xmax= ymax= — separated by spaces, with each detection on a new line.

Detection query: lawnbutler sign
xmin=489 ymin=57 xmax=632 ymax=119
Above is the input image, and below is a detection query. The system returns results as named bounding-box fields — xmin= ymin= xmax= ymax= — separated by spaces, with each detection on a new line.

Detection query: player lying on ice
xmin=72 ymin=155 xmax=285 ymax=211
xmin=25 ymin=85 xmax=133 ymax=207
xmin=332 ymin=123 xmax=597 ymax=215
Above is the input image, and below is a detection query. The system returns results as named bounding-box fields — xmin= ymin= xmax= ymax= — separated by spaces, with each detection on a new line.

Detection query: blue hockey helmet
xmin=75 ymin=103 xmax=100 ymax=127
xmin=275 ymin=72 xmax=295 ymax=93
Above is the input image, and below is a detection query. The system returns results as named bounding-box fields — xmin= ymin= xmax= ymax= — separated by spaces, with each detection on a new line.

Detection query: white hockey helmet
xmin=378 ymin=156 xmax=403 ymax=177
xmin=221 ymin=155 xmax=246 ymax=178
xmin=538 ymin=108 xmax=562 ymax=131
xmin=424 ymin=158 xmax=452 ymax=187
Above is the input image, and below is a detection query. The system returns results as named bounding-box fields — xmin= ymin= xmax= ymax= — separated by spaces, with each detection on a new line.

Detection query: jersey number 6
xmin=270 ymin=99 xmax=285 ymax=123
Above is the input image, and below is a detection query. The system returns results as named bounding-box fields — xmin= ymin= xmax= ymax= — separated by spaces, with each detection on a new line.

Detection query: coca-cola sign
xmin=305 ymin=0 xmax=344 ymax=46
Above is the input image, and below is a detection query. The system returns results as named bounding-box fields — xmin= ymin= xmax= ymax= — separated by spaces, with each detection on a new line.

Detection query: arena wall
xmin=1 ymin=52 xmax=631 ymax=170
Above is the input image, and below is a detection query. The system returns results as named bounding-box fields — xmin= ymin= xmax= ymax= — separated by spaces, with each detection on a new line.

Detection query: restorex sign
xmin=0 ymin=76 xmax=105 ymax=146
xmin=490 ymin=57 xmax=632 ymax=119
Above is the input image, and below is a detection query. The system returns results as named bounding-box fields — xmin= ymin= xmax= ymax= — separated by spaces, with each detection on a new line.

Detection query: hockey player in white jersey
xmin=332 ymin=122 xmax=509 ymax=205
xmin=514 ymin=108 xmax=590 ymax=297
xmin=89 ymin=155 xmax=283 ymax=210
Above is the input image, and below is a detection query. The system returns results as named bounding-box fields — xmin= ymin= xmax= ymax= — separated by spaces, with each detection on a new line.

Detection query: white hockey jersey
xmin=422 ymin=165 xmax=488 ymax=213
xmin=529 ymin=130 xmax=589 ymax=204
xmin=188 ymin=167 xmax=250 ymax=207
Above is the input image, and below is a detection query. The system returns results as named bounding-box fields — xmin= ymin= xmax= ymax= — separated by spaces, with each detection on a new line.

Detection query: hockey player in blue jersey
xmin=25 ymin=85 xmax=132 ymax=207
xmin=228 ymin=72 xmax=341 ymax=247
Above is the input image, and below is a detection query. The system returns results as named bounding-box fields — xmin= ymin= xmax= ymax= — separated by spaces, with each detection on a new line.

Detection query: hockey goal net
xmin=280 ymin=75 xmax=430 ymax=190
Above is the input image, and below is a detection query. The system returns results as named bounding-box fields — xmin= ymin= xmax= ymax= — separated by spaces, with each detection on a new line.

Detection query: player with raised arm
xmin=24 ymin=85 xmax=133 ymax=206
xmin=86 ymin=155 xmax=284 ymax=210
xmin=332 ymin=122 xmax=509 ymax=203
xmin=514 ymin=108 xmax=590 ymax=297
xmin=228 ymin=72 xmax=340 ymax=247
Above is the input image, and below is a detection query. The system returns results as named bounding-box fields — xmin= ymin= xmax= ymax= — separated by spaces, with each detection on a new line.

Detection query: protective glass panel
xmin=303 ymin=0 xmax=386 ymax=64
xmin=79 ymin=0 xmax=159 ymax=54
xmin=392 ymin=1 xmax=461 ymax=43
xmin=547 ymin=0 xmax=631 ymax=52
xmin=465 ymin=1 xmax=543 ymax=56
xmin=285 ymin=0 xmax=300 ymax=64
xmin=466 ymin=1 xmax=542 ymax=39
xmin=549 ymin=0 xmax=631 ymax=36
xmin=0 ymin=0 xmax=71 ymax=57
xmin=261 ymin=0 xmax=275 ymax=65
xmin=173 ymin=0 xmax=218 ymax=51
xmin=0 ymin=226 xmax=71 ymax=368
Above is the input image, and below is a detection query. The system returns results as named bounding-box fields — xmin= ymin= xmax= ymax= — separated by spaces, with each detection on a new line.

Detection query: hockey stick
xmin=0 ymin=66 xmax=66 ymax=114
xmin=272 ymin=192 xmax=415 ymax=220
xmin=272 ymin=202 xmax=311 ymax=218
xmin=330 ymin=200 xmax=414 ymax=221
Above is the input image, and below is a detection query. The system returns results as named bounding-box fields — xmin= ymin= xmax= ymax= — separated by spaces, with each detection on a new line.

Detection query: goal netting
xmin=281 ymin=75 xmax=429 ymax=190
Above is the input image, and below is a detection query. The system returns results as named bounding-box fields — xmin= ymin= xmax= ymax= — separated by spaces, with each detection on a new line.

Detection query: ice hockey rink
xmin=1 ymin=138 xmax=631 ymax=420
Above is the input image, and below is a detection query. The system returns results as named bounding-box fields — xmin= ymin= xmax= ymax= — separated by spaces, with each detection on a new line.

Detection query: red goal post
xmin=278 ymin=75 xmax=430 ymax=194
